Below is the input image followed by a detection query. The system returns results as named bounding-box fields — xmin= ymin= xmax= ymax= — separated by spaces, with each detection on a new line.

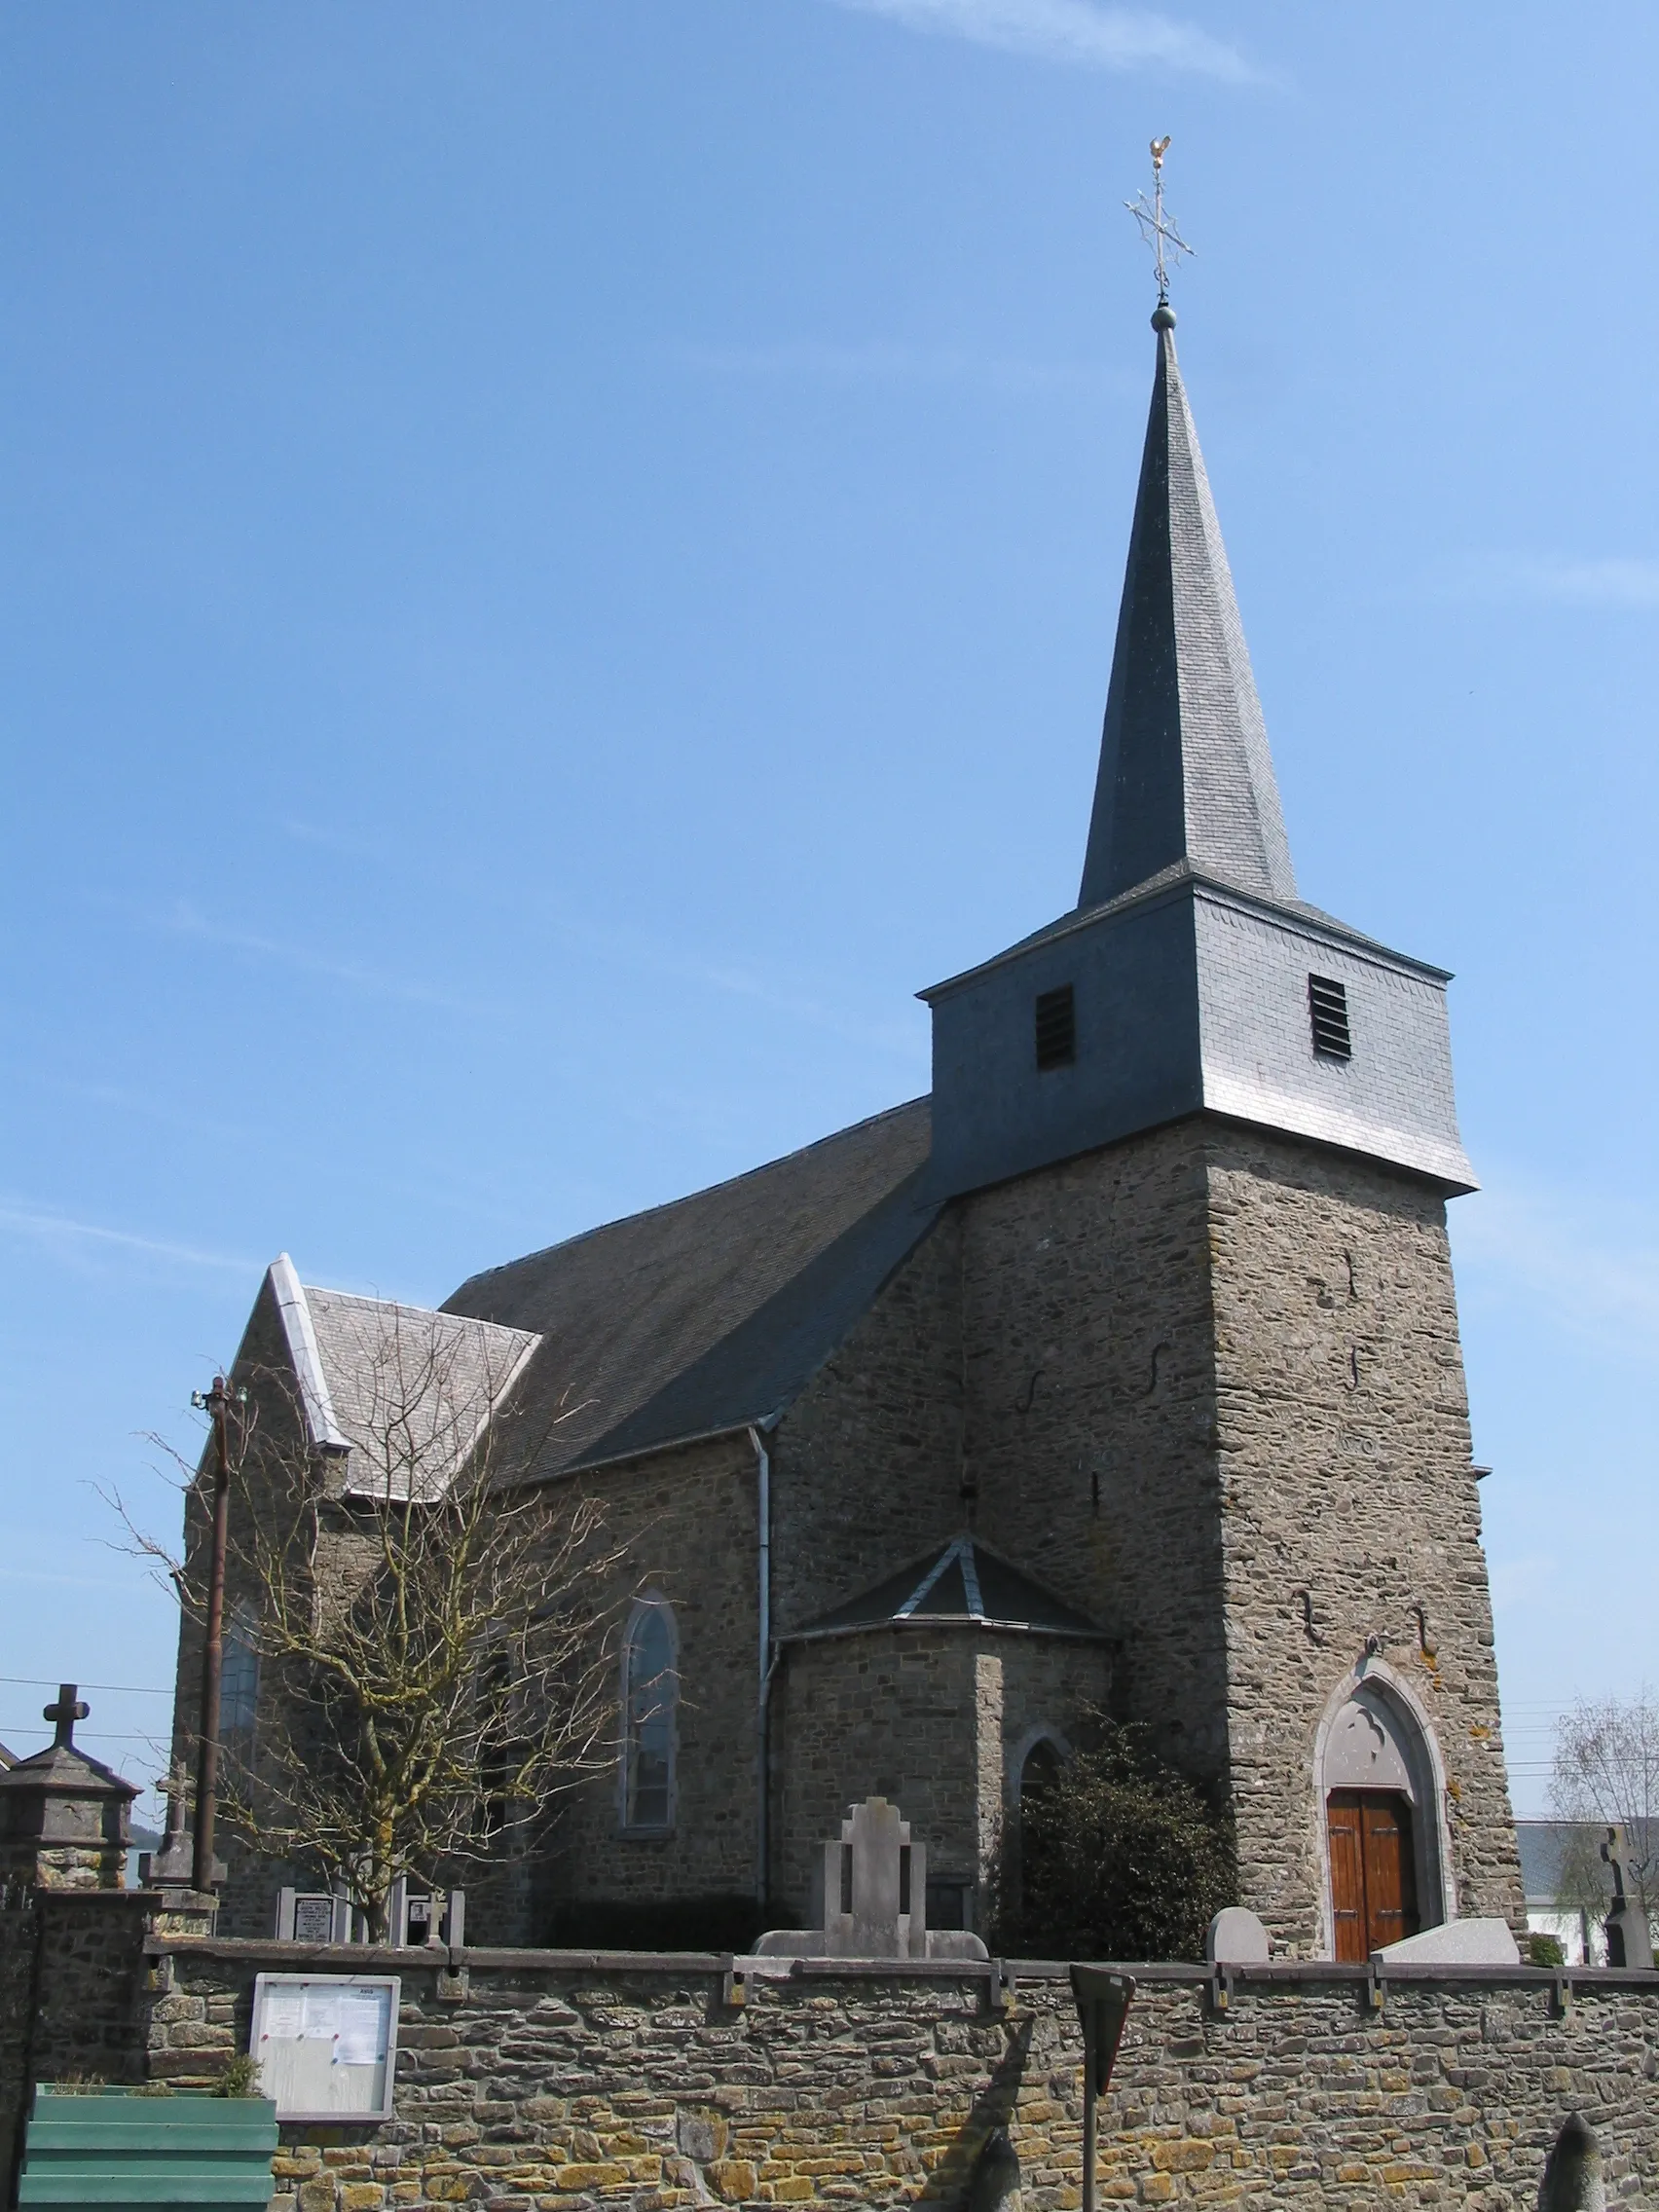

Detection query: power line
xmin=0 ymin=1676 xmax=167 ymax=1695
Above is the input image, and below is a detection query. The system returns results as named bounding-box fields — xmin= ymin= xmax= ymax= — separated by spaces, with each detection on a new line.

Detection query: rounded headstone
xmin=1206 ymin=1906 xmax=1271 ymax=1965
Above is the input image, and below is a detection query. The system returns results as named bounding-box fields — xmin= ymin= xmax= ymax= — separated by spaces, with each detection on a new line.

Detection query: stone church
xmin=181 ymin=301 xmax=1525 ymax=1960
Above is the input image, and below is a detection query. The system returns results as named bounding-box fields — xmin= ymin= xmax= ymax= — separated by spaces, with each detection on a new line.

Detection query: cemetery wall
xmin=134 ymin=1936 xmax=1659 ymax=2210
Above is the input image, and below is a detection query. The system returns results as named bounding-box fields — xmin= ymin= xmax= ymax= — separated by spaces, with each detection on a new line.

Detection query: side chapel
xmin=176 ymin=299 xmax=1525 ymax=1960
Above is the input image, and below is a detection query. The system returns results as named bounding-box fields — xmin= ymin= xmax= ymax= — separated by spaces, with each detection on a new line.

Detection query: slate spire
xmin=1079 ymin=306 xmax=1297 ymax=911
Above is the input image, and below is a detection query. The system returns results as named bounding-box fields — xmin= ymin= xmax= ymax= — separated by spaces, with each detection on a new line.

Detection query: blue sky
xmin=2 ymin=2 xmax=1655 ymax=1822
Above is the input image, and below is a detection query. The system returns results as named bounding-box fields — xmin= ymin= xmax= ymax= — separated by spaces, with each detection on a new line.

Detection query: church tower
xmin=922 ymin=303 xmax=1522 ymax=1954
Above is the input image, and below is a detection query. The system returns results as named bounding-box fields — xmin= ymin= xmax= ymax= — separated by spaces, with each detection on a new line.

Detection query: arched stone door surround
xmin=1310 ymin=1659 xmax=1455 ymax=1958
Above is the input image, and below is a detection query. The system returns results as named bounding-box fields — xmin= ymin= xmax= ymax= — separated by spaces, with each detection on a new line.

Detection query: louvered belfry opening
xmin=1309 ymin=974 xmax=1352 ymax=1060
xmin=1034 ymin=983 xmax=1076 ymax=1070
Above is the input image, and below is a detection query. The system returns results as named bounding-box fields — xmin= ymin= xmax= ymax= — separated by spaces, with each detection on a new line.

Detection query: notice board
xmin=250 ymin=1973 xmax=400 ymax=2121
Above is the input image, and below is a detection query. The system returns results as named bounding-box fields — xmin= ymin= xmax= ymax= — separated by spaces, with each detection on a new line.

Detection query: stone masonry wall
xmin=136 ymin=1940 xmax=1659 ymax=2210
xmin=960 ymin=1123 xmax=1227 ymax=1782
xmin=770 ymin=1631 xmax=1111 ymax=1931
xmin=954 ymin=1113 xmax=1519 ymax=1954
xmin=769 ymin=1212 xmax=965 ymax=1638
xmin=1204 ymin=1126 xmax=1523 ymax=1953
xmin=0 ymin=1890 xmax=156 ymax=2200
xmin=521 ymin=1435 xmax=766 ymax=1935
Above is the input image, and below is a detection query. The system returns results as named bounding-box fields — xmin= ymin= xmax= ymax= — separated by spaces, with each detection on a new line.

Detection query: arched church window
xmin=1320 ymin=1679 xmax=1441 ymax=1960
xmin=220 ymin=1602 xmax=259 ymax=1744
xmin=621 ymin=1597 xmax=677 ymax=1834
xmin=1019 ymin=1736 xmax=1064 ymax=1804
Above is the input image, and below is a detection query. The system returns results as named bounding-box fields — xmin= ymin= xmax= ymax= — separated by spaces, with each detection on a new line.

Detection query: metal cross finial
xmin=1125 ymin=134 xmax=1194 ymax=304
xmin=44 ymin=1683 xmax=90 ymax=1750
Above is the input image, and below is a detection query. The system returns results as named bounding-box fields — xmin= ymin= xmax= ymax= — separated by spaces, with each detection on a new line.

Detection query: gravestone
xmin=1375 ymin=1917 xmax=1521 ymax=1965
xmin=754 ymin=1797 xmax=988 ymax=1960
xmin=1600 ymin=1826 xmax=1653 ymax=1970
xmin=1206 ymin=1907 xmax=1271 ymax=1964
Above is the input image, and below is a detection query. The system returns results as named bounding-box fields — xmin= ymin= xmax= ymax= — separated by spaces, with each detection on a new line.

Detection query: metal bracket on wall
xmin=434 ymin=1964 xmax=469 ymax=2006
xmin=720 ymin=1965 xmax=749 ymax=2009
xmin=1550 ymin=1972 xmax=1574 ymax=2019
xmin=1364 ymin=1964 xmax=1385 ymax=2013
xmin=984 ymin=1960 xmax=1014 ymax=2015
xmin=1208 ymin=1964 xmax=1234 ymax=2014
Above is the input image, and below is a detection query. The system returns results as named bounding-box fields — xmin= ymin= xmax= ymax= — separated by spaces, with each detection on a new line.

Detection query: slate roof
xmin=263 ymin=1255 xmax=541 ymax=1498
xmin=786 ymin=1534 xmax=1108 ymax=1642
xmin=443 ymin=1099 xmax=939 ymax=1479
xmin=1079 ymin=311 xmax=1298 ymax=914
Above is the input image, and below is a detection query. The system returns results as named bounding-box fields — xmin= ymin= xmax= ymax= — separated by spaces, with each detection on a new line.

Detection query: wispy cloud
xmin=141 ymin=899 xmax=497 ymax=1018
xmin=1452 ymin=1179 xmax=1659 ymax=1372
xmin=1434 ymin=552 xmax=1659 ymax=609
xmin=818 ymin=0 xmax=1258 ymax=81
xmin=0 ymin=1199 xmax=254 ymax=1277
xmin=557 ymin=912 xmax=927 ymax=1063
xmin=672 ymin=337 xmax=1129 ymax=396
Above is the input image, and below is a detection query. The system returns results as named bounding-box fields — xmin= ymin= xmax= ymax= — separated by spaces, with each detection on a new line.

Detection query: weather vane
xmin=1125 ymin=135 xmax=1194 ymax=305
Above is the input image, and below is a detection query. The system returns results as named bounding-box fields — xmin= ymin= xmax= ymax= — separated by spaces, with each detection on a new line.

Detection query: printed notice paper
xmin=301 ymin=1986 xmax=343 ymax=2042
xmin=260 ymin=1987 xmax=305 ymax=2041
xmin=335 ymin=1989 xmax=387 ymax=2068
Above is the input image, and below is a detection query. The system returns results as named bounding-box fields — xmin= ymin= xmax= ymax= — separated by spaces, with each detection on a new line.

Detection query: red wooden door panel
xmin=1361 ymin=1795 xmax=1419 ymax=1950
xmin=1326 ymin=1789 xmax=1420 ymax=1958
xmin=1326 ymin=1790 xmax=1368 ymax=1962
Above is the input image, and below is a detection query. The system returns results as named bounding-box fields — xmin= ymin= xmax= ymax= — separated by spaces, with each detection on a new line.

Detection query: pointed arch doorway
xmin=1316 ymin=1671 xmax=1451 ymax=1961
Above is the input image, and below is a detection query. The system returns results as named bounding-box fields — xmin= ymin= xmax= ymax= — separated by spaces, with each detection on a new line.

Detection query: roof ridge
xmin=303 ymin=1280 xmax=536 ymax=1339
xmin=450 ymin=1094 xmax=932 ymax=1293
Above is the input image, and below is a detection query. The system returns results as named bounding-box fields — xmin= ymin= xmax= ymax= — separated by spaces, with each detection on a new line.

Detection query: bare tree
xmin=1548 ymin=1690 xmax=1659 ymax=1938
xmin=120 ymin=1303 xmax=618 ymax=1941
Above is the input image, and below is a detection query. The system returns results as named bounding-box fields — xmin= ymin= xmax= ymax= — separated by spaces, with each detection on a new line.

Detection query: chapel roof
xmin=786 ymin=1533 xmax=1108 ymax=1642
xmin=259 ymin=1255 xmax=541 ymax=1497
xmin=443 ymin=1097 xmax=939 ymax=1479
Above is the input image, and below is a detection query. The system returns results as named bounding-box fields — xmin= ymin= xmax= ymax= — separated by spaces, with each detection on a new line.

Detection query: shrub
xmin=212 ymin=2054 xmax=263 ymax=2098
xmin=1527 ymin=1932 xmax=1567 ymax=1968
xmin=990 ymin=1720 xmax=1234 ymax=1962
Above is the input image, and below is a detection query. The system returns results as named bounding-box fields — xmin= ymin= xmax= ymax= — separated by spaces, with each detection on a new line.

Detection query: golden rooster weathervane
xmin=1125 ymin=134 xmax=1194 ymax=304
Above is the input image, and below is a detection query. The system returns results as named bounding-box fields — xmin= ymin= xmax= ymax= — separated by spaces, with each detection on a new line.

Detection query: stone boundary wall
xmin=0 ymin=1890 xmax=158 ymax=2202
xmin=132 ymin=1938 xmax=1659 ymax=2210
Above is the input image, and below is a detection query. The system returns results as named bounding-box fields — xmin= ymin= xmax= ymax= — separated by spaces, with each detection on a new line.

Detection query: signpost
xmin=1068 ymin=1967 xmax=1136 ymax=2212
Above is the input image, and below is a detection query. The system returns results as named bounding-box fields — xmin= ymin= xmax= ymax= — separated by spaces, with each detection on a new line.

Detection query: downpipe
xmin=749 ymin=1419 xmax=780 ymax=1913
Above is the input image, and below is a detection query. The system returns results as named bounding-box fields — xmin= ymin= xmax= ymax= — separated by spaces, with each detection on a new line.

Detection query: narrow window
xmin=1035 ymin=983 xmax=1076 ymax=1070
xmin=1309 ymin=975 xmax=1351 ymax=1060
xmin=220 ymin=1602 xmax=260 ymax=1744
xmin=621 ymin=1598 xmax=677 ymax=1833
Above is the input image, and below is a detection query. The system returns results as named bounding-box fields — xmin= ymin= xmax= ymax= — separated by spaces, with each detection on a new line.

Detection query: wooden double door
xmin=1327 ymin=1789 xmax=1419 ymax=1961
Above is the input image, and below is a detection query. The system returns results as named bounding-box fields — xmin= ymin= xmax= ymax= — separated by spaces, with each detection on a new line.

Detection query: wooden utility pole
xmin=191 ymin=1374 xmax=237 ymax=1894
